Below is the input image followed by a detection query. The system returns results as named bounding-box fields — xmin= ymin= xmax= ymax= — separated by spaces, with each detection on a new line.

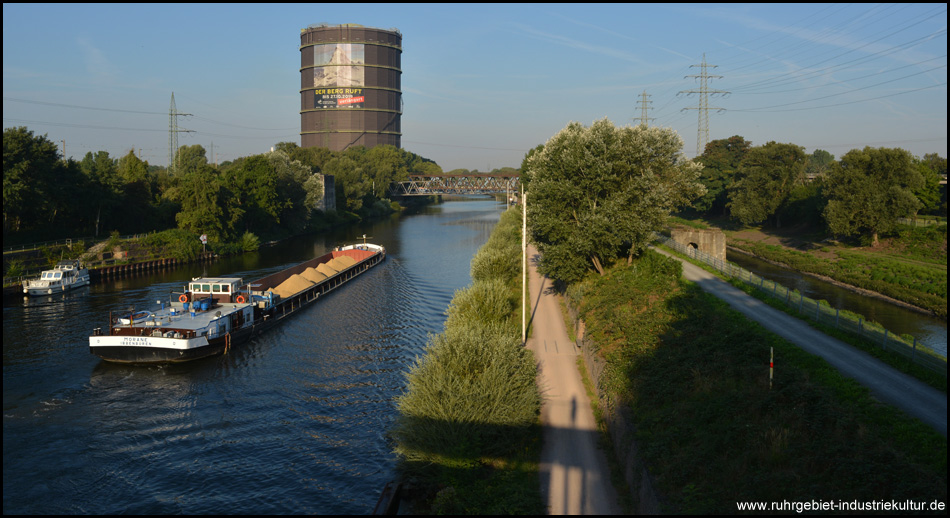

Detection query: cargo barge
xmin=88 ymin=242 xmax=385 ymax=364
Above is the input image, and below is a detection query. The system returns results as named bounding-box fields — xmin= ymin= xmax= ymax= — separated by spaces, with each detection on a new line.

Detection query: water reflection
xmin=727 ymin=250 xmax=946 ymax=354
xmin=2 ymin=196 xmax=506 ymax=514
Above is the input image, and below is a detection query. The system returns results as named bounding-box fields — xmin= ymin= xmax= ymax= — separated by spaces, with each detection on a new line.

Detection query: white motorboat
xmin=22 ymin=259 xmax=91 ymax=296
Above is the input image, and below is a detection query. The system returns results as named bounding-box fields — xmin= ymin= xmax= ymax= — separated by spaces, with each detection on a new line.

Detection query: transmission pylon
xmin=634 ymin=91 xmax=654 ymax=127
xmin=168 ymin=92 xmax=193 ymax=173
xmin=679 ymin=54 xmax=728 ymax=157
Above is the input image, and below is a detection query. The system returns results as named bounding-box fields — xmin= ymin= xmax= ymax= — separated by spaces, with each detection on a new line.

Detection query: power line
xmin=2 ymin=118 xmax=169 ymax=132
xmin=401 ymin=139 xmax=526 ymax=151
xmin=3 ymin=96 xmax=297 ymax=133
xmin=2 ymin=97 xmax=167 ymax=115
xmin=730 ymin=29 xmax=947 ymax=94
xmin=727 ymin=10 xmax=946 ymax=93
xmin=739 ymin=54 xmax=947 ymax=95
xmin=190 ymin=115 xmax=296 ymax=131
xmin=732 ymin=79 xmax=947 ymax=113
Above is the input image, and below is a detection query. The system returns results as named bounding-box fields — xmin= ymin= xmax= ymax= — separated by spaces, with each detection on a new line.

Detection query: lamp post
xmin=522 ymin=185 xmax=527 ymax=345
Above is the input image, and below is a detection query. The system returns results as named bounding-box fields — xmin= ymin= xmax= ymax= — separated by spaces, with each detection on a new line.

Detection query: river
xmin=727 ymin=249 xmax=947 ymax=356
xmin=2 ymin=197 xmax=506 ymax=514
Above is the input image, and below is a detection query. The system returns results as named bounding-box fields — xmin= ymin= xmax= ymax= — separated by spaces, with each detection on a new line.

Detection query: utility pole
xmin=679 ymin=54 xmax=728 ymax=157
xmin=522 ymin=185 xmax=527 ymax=345
xmin=60 ymin=140 xmax=65 ymax=160
xmin=168 ymin=92 xmax=193 ymax=173
xmin=634 ymin=91 xmax=654 ymax=127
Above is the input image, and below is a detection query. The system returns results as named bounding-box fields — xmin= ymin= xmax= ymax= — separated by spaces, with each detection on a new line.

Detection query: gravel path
xmin=526 ymin=245 xmax=623 ymax=515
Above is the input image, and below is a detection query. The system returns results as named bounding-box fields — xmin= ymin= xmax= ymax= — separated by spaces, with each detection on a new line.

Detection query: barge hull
xmin=89 ymin=244 xmax=384 ymax=364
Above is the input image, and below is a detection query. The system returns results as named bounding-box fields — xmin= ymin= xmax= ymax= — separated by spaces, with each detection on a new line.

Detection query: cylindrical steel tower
xmin=300 ymin=24 xmax=402 ymax=151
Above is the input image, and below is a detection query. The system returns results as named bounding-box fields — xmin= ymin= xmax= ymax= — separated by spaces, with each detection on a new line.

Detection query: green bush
xmin=239 ymin=231 xmax=260 ymax=252
xmin=470 ymin=245 xmax=520 ymax=284
xmin=447 ymin=278 xmax=517 ymax=330
xmin=6 ymin=259 xmax=25 ymax=278
xmin=393 ymin=207 xmax=542 ymax=513
xmin=394 ymin=320 xmax=538 ymax=461
xmin=141 ymin=229 xmax=203 ymax=262
xmin=470 ymin=209 xmax=523 ymax=284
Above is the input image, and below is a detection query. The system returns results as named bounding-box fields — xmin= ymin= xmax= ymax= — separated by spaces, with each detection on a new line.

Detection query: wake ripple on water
xmin=3 ymin=198 xmax=508 ymax=514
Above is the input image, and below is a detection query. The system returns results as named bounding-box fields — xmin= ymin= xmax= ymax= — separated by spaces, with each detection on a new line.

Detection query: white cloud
xmin=76 ymin=36 xmax=119 ymax=84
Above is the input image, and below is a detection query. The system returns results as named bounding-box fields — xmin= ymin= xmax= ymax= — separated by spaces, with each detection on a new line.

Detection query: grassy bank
xmin=730 ymin=236 xmax=947 ymax=318
xmin=670 ymin=217 xmax=948 ymax=318
xmin=566 ymin=250 xmax=947 ymax=513
xmin=392 ymin=207 xmax=543 ymax=514
xmin=3 ymin=203 xmax=412 ymax=288
xmin=656 ymin=240 xmax=947 ymax=392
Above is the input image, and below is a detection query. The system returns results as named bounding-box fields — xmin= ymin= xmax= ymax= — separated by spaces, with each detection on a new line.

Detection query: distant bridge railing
xmin=389 ymin=173 xmax=520 ymax=196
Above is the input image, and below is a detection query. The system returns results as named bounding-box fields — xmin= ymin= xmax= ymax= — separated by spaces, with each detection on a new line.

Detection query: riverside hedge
xmin=392 ymin=207 xmax=543 ymax=514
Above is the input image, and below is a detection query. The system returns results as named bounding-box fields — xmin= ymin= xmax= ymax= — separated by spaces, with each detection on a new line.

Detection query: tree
xmin=266 ymin=150 xmax=311 ymax=234
xmin=913 ymin=157 xmax=942 ymax=216
xmin=323 ymin=155 xmax=368 ymax=212
xmin=364 ymin=145 xmax=409 ymax=198
xmin=921 ymin=153 xmax=947 ymax=177
xmin=3 ymin=127 xmax=65 ymax=233
xmin=695 ymin=135 xmax=751 ymax=215
xmin=80 ymin=151 xmax=120 ymax=192
xmin=524 ymin=118 xmax=705 ymax=284
xmin=221 ymin=154 xmax=282 ymax=237
xmin=174 ymin=164 xmax=228 ymax=241
xmin=806 ymin=149 xmax=835 ymax=178
xmin=174 ymin=144 xmax=208 ymax=175
xmin=115 ymin=150 xmax=156 ymax=233
xmin=303 ymin=174 xmax=326 ymax=211
xmin=117 ymin=150 xmax=150 ymax=185
xmin=823 ymin=147 xmax=923 ymax=246
xmin=728 ymin=141 xmax=807 ymax=228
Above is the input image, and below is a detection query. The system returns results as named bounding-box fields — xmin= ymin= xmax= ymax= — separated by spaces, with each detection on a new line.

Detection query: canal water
xmin=2 ymin=197 xmax=506 ymax=514
xmin=727 ymin=249 xmax=947 ymax=356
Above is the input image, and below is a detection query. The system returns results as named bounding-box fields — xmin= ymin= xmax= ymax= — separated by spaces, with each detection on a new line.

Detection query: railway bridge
xmin=389 ymin=172 xmax=520 ymax=196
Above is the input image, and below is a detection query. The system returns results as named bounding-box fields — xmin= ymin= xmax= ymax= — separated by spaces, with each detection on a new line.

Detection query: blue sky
xmin=3 ymin=3 xmax=946 ymax=171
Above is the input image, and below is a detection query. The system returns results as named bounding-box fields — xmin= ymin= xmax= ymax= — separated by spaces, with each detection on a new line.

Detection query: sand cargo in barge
xmin=89 ymin=242 xmax=385 ymax=364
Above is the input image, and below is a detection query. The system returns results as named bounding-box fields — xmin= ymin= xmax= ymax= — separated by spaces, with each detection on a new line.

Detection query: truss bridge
xmin=389 ymin=173 xmax=520 ymax=196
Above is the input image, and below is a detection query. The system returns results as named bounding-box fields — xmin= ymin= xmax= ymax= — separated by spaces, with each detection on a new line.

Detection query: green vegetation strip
xmin=729 ymin=224 xmax=947 ymax=318
xmin=656 ymin=239 xmax=946 ymax=392
xmin=566 ymin=251 xmax=947 ymax=513
xmin=392 ymin=208 xmax=544 ymax=514
xmin=657 ymin=234 xmax=947 ymax=378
